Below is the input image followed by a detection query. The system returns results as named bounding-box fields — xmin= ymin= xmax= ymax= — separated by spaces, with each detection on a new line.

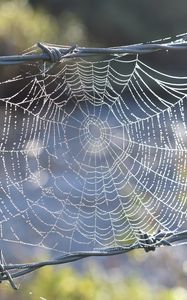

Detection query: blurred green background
xmin=2 ymin=247 xmax=187 ymax=300
xmin=1 ymin=0 xmax=187 ymax=299
xmin=1 ymin=0 xmax=187 ymax=53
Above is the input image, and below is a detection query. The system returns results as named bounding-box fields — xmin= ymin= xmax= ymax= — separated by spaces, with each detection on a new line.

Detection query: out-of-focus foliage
xmin=2 ymin=263 xmax=187 ymax=300
xmin=0 ymin=0 xmax=89 ymax=80
xmin=0 ymin=0 xmax=187 ymax=55
xmin=29 ymin=0 xmax=187 ymax=45
xmin=0 ymin=0 xmax=59 ymax=54
xmin=1 ymin=0 xmax=187 ymax=53
xmin=0 ymin=0 xmax=90 ymax=56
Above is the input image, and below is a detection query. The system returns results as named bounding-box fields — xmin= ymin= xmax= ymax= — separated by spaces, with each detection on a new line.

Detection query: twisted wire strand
xmin=0 ymin=34 xmax=187 ymax=65
xmin=1 ymin=230 xmax=187 ymax=289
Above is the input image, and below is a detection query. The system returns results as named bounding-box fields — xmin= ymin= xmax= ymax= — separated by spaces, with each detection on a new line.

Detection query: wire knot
xmin=138 ymin=230 xmax=173 ymax=252
xmin=37 ymin=43 xmax=62 ymax=63
xmin=138 ymin=231 xmax=157 ymax=252
xmin=38 ymin=43 xmax=77 ymax=63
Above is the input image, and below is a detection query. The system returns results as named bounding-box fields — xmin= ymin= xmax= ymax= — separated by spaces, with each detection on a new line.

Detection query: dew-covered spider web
xmin=0 ymin=43 xmax=187 ymax=263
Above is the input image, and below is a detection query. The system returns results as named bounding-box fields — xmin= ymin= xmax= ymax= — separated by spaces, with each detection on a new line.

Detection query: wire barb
xmin=138 ymin=230 xmax=172 ymax=252
xmin=0 ymin=251 xmax=17 ymax=290
xmin=138 ymin=231 xmax=157 ymax=252
xmin=37 ymin=43 xmax=77 ymax=63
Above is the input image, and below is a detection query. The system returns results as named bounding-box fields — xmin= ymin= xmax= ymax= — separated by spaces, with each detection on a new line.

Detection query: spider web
xmin=0 ymin=43 xmax=187 ymax=262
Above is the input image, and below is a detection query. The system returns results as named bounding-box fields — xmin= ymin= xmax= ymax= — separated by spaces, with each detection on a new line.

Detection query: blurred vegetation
xmin=0 ymin=0 xmax=90 ymax=55
xmin=0 ymin=0 xmax=186 ymax=80
xmin=0 ymin=0 xmax=187 ymax=53
xmin=28 ymin=0 xmax=187 ymax=45
xmin=1 ymin=262 xmax=187 ymax=300
xmin=0 ymin=0 xmax=58 ymax=54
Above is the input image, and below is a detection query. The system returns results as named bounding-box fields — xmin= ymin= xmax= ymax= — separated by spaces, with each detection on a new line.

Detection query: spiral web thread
xmin=1 ymin=36 xmax=187 ymax=286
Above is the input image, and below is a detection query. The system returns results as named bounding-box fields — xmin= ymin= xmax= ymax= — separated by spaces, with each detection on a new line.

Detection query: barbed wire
xmin=0 ymin=34 xmax=187 ymax=65
xmin=1 ymin=230 xmax=187 ymax=289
